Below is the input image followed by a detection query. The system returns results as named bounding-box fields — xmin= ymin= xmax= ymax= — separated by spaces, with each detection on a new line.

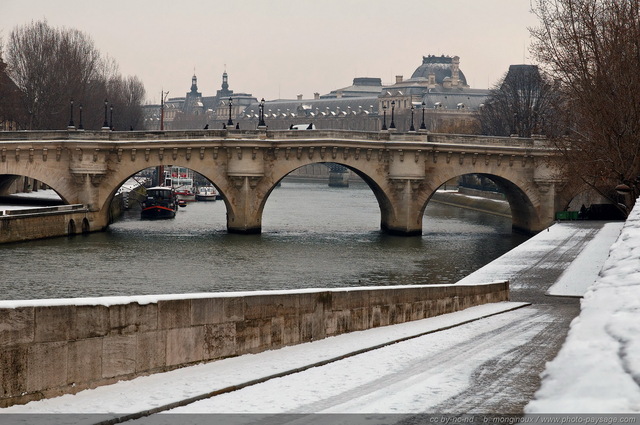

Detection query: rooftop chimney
xmin=396 ymin=75 xmax=403 ymax=84
xmin=297 ymin=94 xmax=303 ymax=100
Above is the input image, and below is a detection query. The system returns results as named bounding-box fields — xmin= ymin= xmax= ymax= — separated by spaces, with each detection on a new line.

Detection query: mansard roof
xmin=410 ymin=54 xmax=468 ymax=86
xmin=241 ymin=96 xmax=380 ymax=119
xmin=320 ymin=77 xmax=384 ymax=99
xmin=421 ymin=87 xmax=488 ymax=110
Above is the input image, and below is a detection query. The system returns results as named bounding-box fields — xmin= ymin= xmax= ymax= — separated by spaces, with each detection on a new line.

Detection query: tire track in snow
xmin=284 ymin=308 xmax=547 ymax=413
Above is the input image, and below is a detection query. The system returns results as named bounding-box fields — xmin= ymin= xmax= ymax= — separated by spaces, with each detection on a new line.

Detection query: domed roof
xmin=410 ymin=55 xmax=468 ymax=86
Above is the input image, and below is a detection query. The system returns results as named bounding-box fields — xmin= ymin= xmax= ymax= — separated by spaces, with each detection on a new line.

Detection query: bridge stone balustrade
xmin=0 ymin=281 xmax=509 ymax=407
xmin=0 ymin=129 xmax=569 ymax=237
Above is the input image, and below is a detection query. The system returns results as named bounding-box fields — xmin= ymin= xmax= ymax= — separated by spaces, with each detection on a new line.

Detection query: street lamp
xmin=389 ymin=100 xmax=396 ymax=129
xmin=258 ymin=98 xmax=266 ymax=129
xmin=615 ymin=177 xmax=640 ymax=215
xmin=227 ymin=97 xmax=233 ymax=126
xmin=102 ymin=99 xmax=109 ymax=129
xmin=109 ymin=105 xmax=114 ymax=130
xmin=381 ymin=103 xmax=387 ymax=131
xmin=420 ymin=101 xmax=427 ymax=130
xmin=78 ymin=104 xmax=84 ymax=131
xmin=409 ymin=104 xmax=416 ymax=132
xmin=68 ymin=99 xmax=75 ymax=129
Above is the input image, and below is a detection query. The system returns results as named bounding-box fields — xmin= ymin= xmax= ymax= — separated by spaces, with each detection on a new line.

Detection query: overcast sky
xmin=2 ymin=0 xmax=539 ymax=104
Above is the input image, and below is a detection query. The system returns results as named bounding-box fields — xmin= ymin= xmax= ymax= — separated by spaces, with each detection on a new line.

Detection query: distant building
xmin=144 ymin=70 xmax=258 ymax=130
xmin=144 ymin=55 xmax=488 ymax=133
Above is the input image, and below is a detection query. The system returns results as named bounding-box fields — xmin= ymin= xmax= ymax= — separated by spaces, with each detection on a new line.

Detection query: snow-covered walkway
xmin=526 ymin=203 xmax=640 ymax=413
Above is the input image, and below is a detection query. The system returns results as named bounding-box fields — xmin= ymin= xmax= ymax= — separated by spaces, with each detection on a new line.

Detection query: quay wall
xmin=430 ymin=190 xmax=511 ymax=218
xmin=0 ymin=282 xmax=509 ymax=407
xmin=0 ymin=206 xmax=95 ymax=244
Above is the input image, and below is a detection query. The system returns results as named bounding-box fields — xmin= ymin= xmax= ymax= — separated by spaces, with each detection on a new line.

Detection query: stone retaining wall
xmin=0 ymin=207 xmax=93 ymax=244
xmin=0 ymin=282 xmax=508 ymax=407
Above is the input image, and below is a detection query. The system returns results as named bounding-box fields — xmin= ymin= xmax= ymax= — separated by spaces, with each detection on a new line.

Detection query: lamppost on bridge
xmin=67 ymin=99 xmax=75 ymax=130
xmin=78 ymin=104 xmax=84 ymax=131
xmin=381 ymin=103 xmax=387 ymax=131
xmin=389 ymin=100 xmax=396 ymax=130
xmin=258 ymin=98 xmax=267 ymax=129
xmin=420 ymin=101 xmax=427 ymax=130
xmin=227 ymin=97 xmax=234 ymax=127
xmin=109 ymin=104 xmax=114 ymax=130
xmin=102 ymin=99 xmax=110 ymax=130
xmin=409 ymin=104 xmax=416 ymax=132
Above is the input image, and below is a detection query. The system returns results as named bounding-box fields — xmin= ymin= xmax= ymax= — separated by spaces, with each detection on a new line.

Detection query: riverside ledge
xmin=0 ymin=282 xmax=508 ymax=407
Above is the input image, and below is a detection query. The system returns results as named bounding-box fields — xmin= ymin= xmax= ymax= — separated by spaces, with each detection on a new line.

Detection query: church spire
xmin=190 ymin=73 xmax=198 ymax=94
xmin=221 ymin=70 xmax=229 ymax=92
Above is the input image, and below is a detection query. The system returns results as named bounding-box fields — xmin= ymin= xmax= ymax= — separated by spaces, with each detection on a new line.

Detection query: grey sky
xmin=2 ymin=0 xmax=539 ymax=104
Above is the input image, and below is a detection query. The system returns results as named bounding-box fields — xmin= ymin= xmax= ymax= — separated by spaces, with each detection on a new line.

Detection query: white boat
xmin=196 ymin=186 xmax=219 ymax=201
xmin=174 ymin=185 xmax=196 ymax=202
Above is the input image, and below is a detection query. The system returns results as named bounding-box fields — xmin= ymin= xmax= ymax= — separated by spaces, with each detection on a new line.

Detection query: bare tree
xmin=530 ymin=0 xmax=640 ymax=213
xmin=6 ymin=21 xmax=103 ymax=129
xmin=478 ymin=64 xmax=557 ymax=138
xmin=107 ymin=75 xmax=146 ymax=130
xmin=5 ymin=20 xmax=145 ymax=130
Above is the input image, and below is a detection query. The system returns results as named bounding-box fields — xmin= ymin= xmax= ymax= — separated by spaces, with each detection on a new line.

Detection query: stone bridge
xmin=0 ymin=129 xmax=569 ymax=236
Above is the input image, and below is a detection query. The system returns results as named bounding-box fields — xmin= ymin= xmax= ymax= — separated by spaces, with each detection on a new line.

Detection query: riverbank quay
xmin=430 ymin=189 xmax=511 ymax=218
xmin=0 ymin=219 xmax=625 ymax=421
xmin=0 ymin=282 xmax=509 ymax=409
xmin=526 ymin=198 xmax=640 ymax=414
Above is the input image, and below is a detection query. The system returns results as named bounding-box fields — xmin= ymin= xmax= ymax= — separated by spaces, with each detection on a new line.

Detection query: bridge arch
xmin=422 ymin=171 xmax=542 ymax=234
xmin=97 ymin=161 xmax=229 ymax=226
xmin=0 ymin=172 xmax=69 ymax=204
xmin=252 ymin=161 xmax=395 ymax=234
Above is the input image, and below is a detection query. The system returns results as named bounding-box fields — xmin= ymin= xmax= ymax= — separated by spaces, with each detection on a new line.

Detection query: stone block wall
xmin=0 ymin=208 xmax=93 ymax=243
xmin=0 ymin=282 xmax=508 ymax=407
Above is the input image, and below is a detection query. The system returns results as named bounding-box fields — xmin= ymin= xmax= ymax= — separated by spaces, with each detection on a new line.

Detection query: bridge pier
xmin=225 ymin=175 xmax=263 ymax=234
xmin=379 ymin=179 xmax=425 ymax=236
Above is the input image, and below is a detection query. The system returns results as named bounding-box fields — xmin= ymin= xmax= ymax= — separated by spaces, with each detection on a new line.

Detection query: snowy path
xmin=160 ymin=305 xmax=556 ymax=416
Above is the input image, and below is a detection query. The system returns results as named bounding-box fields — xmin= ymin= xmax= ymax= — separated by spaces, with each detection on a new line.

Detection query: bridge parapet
xmin=0 ymin=128 xmax=552 ymax=146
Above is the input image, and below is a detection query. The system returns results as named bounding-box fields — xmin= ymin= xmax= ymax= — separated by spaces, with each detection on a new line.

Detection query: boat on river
xmin=195 ymin=186 xmax=219 ymax=201
xmin=140 ymin=187 xmax=178 ymax=219
xmin=174 ymin=186 xmax=196 ymax=202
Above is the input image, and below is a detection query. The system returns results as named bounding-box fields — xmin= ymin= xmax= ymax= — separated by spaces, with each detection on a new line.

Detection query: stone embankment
xmin=0 ymin=281 xmax=509 ymax=407
xmin=0 ymin=204 xmax=93 ymax=243
xmin=430 ymin=189 xmax=511 ymax=217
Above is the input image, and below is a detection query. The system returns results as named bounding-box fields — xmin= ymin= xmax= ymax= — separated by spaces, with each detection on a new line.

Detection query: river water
xmin=0 ymin=180 xmax=528 ymax=300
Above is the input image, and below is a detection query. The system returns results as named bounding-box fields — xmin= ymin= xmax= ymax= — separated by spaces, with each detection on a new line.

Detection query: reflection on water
xmin=0 ymin=181 xmax=528 ymax=300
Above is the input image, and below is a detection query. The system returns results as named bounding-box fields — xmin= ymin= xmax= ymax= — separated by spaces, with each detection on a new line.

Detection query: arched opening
xmin=68 ymin=219 xmax=76 ymax=235
xmin=0 ymin=174 xmax=65 ymax=214
xmin=565 ymin=186 xmax=627 ymax=221
xmin=105 ymin=165 xmax=226 ymax=229
xmin=82 ymin=218 xmax=90 ymax=234
xmin=259 ymin=162 xmax=391 ymax=235
xmin=424 ymin=172 xmax=539 ymax=235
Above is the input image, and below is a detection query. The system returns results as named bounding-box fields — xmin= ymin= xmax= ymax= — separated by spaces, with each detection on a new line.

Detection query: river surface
xmin=0 ymin=180 xmax=528 ymax=300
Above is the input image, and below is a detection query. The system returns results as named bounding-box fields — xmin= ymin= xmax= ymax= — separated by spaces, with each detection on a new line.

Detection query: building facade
xmin=143 ymin=55 xmax=488 ymax=133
